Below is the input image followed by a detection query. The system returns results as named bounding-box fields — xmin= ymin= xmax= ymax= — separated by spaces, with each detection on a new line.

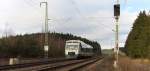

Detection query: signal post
xmin=113 ymin=0 xmax=120 ymax=69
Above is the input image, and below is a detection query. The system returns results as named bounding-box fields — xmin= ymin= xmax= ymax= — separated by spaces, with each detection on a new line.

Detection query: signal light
xmin=114 ymin=4 xmax=120 ymax=17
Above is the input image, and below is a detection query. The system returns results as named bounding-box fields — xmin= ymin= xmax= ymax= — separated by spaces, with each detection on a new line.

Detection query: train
xmin=65 ymin=40 xmax=94 ymax=58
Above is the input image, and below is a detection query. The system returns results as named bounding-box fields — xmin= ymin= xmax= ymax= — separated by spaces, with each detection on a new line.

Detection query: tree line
xmin=125 ymin=11 xmax=150 ymax=58
xmin=0 ymin=32 xmax=101 ymax=58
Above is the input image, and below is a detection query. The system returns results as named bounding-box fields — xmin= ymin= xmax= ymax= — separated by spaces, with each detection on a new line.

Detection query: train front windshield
xmin=66 ymin=42 xmax=79 ymax=49
xmin=66 ymin=45 xmax=78 ymax=49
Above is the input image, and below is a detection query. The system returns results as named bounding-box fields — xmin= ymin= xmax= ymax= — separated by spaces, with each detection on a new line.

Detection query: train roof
xmin=66 ymin=40 xmax=93 ymax=48
xmin=66 ymin=40 xmax=82 ymax=43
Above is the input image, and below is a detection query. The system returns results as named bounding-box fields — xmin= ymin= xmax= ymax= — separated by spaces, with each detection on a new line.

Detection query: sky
xmin=0 ymin=0 xmax=149 ymax=49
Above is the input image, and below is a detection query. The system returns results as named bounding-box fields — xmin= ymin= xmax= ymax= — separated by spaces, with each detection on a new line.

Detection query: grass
xmin=118 ymin=56 xmax=150 ymax=71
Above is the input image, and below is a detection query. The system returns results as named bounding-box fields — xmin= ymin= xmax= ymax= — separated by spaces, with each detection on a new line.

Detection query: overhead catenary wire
xmin=68 ymin=0 xmax=85 ymax=19
xmin=23 ymin=0 xmax=43 ymax=16
xmin=31 ymin=0 xmax=114 ymax=29
xmin=22 ymin=0 xmax=115 ymax=34
xmin=67 ymin=0 xmax=114 ymax=32
xmin=22 ymin=0 xmax=47 ymax=32
xmin=23 ymin=0 xmax=40 ymax=9
xmin=22 ymin=0 xmax=43 ymax=23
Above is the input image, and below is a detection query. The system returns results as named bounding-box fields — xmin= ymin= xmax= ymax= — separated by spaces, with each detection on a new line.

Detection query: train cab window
xmin=66 ymin=45 xmax=78 ymax=49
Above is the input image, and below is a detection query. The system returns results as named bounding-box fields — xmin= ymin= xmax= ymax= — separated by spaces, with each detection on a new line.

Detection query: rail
xmin=0 ymin=58 xmax=73 ymax=70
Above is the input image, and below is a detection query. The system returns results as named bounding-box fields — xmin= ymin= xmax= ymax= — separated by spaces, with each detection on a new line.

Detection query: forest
xmin=0 ymin=32 xmax=101 ymax=58
xmin=125 ymin=11 xmax=150 ymax=58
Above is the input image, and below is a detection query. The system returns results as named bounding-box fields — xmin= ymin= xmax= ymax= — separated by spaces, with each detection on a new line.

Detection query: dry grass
xmin=118 ymin=56 xmax=150 ymax=71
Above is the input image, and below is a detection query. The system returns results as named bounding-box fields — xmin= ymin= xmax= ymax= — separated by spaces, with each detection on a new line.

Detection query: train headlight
xmin=44 ymin=45 xmax=49 ymax=51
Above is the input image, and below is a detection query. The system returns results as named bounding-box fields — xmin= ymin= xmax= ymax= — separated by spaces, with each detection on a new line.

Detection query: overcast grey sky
xmin=0 ymin=0 xmax=149 ymax=49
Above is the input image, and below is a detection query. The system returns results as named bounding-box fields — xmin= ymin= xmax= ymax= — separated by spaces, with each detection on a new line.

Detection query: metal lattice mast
xmin=40 ymin=1 xmax=49 ymax=58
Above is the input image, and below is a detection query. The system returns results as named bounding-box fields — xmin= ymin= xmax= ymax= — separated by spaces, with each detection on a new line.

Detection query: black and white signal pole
xmin=40 ymin=1 xmax=49 ymax=58
xmin=114 ymin=0 xmax=120 ymax=69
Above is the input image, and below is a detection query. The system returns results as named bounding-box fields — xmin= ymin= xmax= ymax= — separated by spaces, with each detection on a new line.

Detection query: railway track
xmin=0 ymin=57 xmax=102 ymax=71
xmin=37 ymin=57 xmax=102 ymax=71
xmin=0 ymin=58 xmax=73 ymax=71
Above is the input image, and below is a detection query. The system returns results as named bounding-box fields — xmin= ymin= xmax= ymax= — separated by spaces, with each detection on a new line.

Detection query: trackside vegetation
xmin=125 ymin=11 xmax=150 ymax=58
xmin=0 ymin=32 xmax=101 ymax=58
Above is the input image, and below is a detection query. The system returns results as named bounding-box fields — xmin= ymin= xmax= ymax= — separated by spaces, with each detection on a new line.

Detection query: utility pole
xmin=114 ymin=0 xmax=120 ymax=69
xmin=40 ymin=1 xmax=49 ymax=58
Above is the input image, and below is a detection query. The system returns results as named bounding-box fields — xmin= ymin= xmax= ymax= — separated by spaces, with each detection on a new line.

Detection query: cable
xmin=23 ymin=0 xmax=42 ymax=15
xmin=66 ymin=0 xmax=114 ymax=32
xmin=23 ymin=0 xmax=38 ymax=8
xmin=68 ymin=0 xmax=86 ymax=19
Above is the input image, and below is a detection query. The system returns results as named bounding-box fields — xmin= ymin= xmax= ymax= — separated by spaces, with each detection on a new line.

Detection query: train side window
xmin=79 ymin=43 xmax=82 ymax=49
